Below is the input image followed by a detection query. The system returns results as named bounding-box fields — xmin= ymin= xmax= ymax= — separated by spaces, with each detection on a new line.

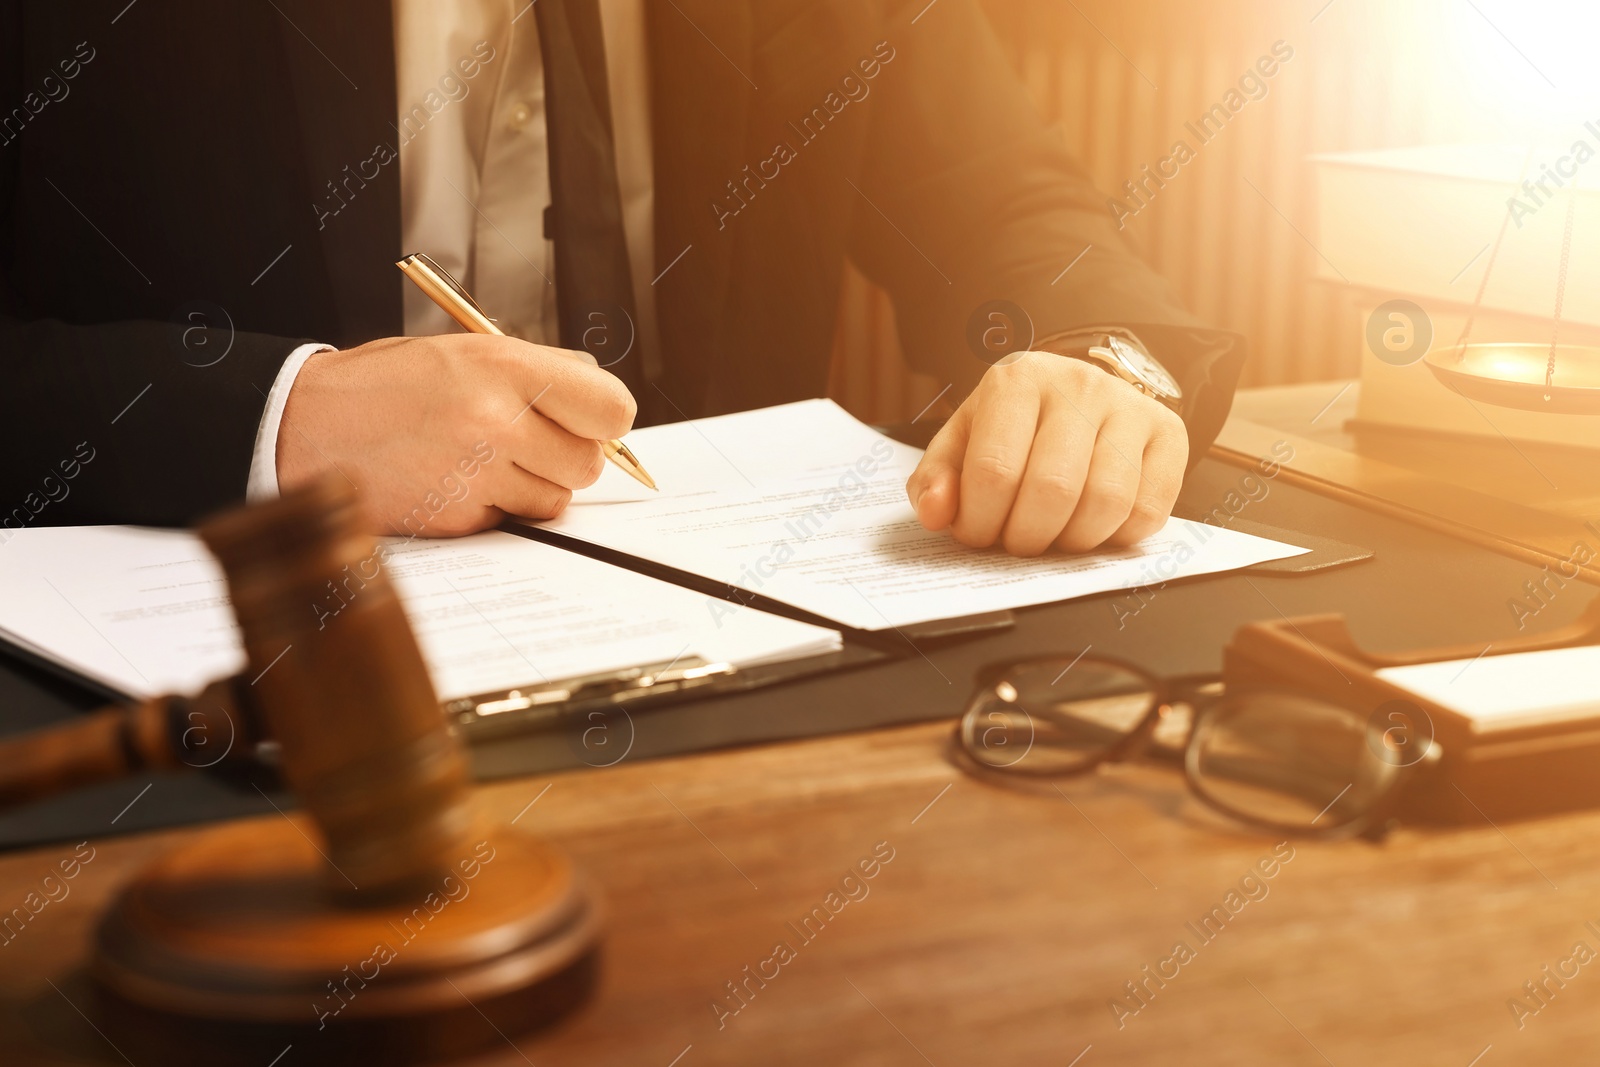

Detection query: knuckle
xmin=1089 ymin=477 xmax=1139 ymax=518
xmin=1086 ymin=368 xmax=1122 ymax=399
xmin=1005 ymin=350 xmax=1043 ymax=374
xmin=1032 ymin=471 xmax=1083 ymax=508
xmin=986 ymin=353 xmax=1042 ymax=387
xmin=966 ymin=451 xmax=1022 ymax=489
xmin=1053 ymin=356 xmax=1097 ymax=385
xmin=986 ymin=355 xmax=1023 ymax=379
xmin=1167 ymin=423 xmax=1191 ymax=462
xmin=1153 ymin=403 xmax=1186 ymax=435
xmin=464 ymin=393 xmax=501 ymax=428
xmin=1102 ymin=483 xmax=1140 ymax=515
xmin=1061 ymin=354 xmax=1096 ymax=379
xmin=599 ymin=385 xmax=637 ymax=435
xmin=486 ymin=336 xmax=532 ymax=375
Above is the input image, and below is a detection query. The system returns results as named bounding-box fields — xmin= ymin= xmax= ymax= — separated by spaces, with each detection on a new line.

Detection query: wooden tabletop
xmin=3 ymin=714 xmax=1598 ymax=1066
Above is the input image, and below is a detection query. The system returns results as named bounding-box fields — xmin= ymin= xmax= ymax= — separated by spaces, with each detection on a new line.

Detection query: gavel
xmin=0 ymin=671 xmax=261 ymax=811
xmin=4 ymin=477 xmax=600 ymax=1063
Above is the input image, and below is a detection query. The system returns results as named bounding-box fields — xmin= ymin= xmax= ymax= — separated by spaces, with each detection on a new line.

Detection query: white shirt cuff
xmin=246 ymin=342 xmax=334 ymax=503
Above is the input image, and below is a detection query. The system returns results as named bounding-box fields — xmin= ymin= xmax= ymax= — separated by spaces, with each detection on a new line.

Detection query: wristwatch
xmin=1036 ymin=327 xmax=1183 ymax=412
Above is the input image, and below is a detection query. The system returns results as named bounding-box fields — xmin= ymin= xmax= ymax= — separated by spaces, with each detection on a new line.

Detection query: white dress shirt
xmin=248 ymin=0 xmax=656 ymax=501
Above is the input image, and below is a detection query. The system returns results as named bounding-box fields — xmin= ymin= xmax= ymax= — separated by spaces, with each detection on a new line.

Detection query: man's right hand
xmin=276 ymin=334 xmax=637 ymax=536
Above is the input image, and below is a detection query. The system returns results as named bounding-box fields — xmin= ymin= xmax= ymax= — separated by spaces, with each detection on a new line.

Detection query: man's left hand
xmin=905 ymin=352 xmax=1188 ymax=557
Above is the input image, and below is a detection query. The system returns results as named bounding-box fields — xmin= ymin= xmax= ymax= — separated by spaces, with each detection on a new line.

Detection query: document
xmin=0 ymin=526 xmax=839 ymax=702
xmin=1378 ymin=645 xmax=1600 ymax=734
xmin=533 ymin=399 xmax=1310 ymax=631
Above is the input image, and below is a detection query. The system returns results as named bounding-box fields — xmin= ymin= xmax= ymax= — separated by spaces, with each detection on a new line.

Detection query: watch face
xmin=1107 ymin=336 xmax=1182 ymax=400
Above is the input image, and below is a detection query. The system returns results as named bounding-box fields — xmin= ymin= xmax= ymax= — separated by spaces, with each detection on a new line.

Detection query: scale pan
xmin=1423 ymin=343 xmax=1600 ymax=415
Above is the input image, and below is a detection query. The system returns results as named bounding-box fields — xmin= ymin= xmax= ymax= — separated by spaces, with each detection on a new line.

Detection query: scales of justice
xmin=1423 ymin=172 xmax=1600 ymax=414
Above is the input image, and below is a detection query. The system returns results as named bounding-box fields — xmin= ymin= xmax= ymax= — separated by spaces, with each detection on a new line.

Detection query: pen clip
xmin=400 ymin=252 xmax=495 ymax=323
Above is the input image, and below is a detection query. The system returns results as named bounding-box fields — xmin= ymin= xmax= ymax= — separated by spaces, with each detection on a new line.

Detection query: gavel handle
xmin=0 ymin=676 xmax=259 ymax=810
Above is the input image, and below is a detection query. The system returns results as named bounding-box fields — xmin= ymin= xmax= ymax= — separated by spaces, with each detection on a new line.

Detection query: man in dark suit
xmin=0 ymin=0 xmax=1243 ymax=557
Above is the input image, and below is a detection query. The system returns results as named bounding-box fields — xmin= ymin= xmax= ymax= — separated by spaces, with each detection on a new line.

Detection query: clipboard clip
xmin=444 ymin=656 xmax=737 ymax=723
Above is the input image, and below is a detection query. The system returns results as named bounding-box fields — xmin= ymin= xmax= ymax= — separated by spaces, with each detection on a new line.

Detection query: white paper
xmin=0 ymin=526 xmax=838 ymax=702
xmin=536 ymin=399 xmax=1311 ymax=631
xmin=1378 ymin=645 xmax=1600 ymax=734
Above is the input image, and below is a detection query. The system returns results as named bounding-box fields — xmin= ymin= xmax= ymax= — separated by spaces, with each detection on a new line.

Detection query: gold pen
xmin=396 ymin=252 xmax=657 ymax=491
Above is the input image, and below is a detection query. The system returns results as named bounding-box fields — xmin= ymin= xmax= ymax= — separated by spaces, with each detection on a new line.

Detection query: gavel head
xmin=199 ymin=475 xmax=470 ymax=897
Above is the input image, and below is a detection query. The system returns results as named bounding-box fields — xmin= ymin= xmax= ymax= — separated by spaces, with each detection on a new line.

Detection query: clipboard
xmin=1223 ymin=594 xmax=1600 ymax=824
xmin=445 ymin=642 xmax=889 ymax=744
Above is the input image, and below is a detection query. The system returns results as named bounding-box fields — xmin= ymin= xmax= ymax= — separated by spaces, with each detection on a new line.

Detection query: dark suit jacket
xmin=0 ymin=0 xmax=1244 ymax=529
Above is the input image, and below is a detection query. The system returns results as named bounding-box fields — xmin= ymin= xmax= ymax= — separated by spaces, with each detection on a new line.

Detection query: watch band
xmin=1033 ymin=327 xmax=1183 ymax=411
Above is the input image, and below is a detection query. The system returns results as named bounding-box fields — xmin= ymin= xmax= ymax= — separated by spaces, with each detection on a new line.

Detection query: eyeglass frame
xmin=952 ymin=654 xmax=1442 ymax=840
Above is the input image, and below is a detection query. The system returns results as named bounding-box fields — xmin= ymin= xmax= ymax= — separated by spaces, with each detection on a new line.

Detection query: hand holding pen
xmin=398 ymin=253 xmax=655 ymax=490
xmin=271 ymin=266 xmax=646 ymax=536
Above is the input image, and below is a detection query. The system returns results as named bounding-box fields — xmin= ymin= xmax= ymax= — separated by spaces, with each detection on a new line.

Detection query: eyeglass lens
xmin=961 ymin=660 xmax=1155 ymax=776
xmin=1188 ymin=693 xmax=1404 ymax=831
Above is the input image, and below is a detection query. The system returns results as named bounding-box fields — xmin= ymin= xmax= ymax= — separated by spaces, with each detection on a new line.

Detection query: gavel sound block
xmin=82 ymin=478 xmax=601 ymax=1062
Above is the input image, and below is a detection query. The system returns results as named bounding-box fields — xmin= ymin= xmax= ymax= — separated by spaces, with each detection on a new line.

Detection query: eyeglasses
xmin=953 ymin=655 xmax=1440 ymax=838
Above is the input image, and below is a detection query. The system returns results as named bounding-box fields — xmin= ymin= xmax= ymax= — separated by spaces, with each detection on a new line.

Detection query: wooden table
xmin=4 ymin=713 xmax=1598 ymax=1066
xmin=7 ymin=391 xmax=1600 ymax=1065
